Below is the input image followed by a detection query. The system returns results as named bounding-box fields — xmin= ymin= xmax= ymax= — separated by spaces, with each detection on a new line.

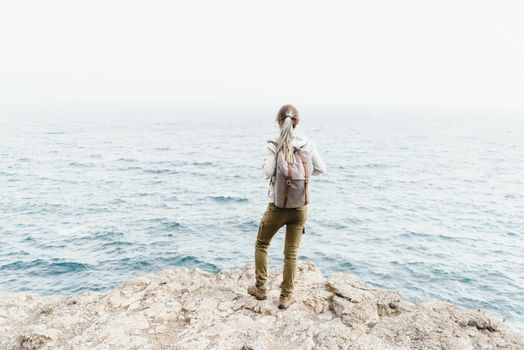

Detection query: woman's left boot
xmin=247 ymin=285 xmax=267 ymax=300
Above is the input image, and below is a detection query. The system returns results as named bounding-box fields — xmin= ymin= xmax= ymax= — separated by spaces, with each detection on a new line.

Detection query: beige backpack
xmin=269 ymin=140 xmax=314 ymax=208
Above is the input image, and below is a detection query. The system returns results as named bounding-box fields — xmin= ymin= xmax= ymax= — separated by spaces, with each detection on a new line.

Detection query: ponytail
xmin=276 ymin=116 xmax=295 ymax=164
xmin=274 ymin=104 xmax=300 ymax=164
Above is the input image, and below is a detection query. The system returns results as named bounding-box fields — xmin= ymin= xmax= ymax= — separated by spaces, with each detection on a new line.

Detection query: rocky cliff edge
xmin=1 ymin=260 xmax=522 ymax=350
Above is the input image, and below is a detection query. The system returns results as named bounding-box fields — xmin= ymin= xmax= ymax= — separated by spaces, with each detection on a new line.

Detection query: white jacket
xmin=261 ymin=130 xmax=326 ymax=202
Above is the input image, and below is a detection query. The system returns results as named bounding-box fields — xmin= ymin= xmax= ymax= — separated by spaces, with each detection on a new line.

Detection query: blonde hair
xmin=275 ymin=104 xmax=299 ymax=164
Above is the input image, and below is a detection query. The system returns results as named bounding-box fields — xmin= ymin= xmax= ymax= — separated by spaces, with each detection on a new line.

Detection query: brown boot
xmin=247 ymin=285 xmax=267 ymax=300
xmin=278 ymin=295 xmax=296 ymax=309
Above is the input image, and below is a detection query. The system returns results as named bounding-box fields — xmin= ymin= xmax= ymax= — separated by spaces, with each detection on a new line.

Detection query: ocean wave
xmin=192 ymin=161 xmax=213 ymax=166
xmin=210 ymin=195 xmax=248 ymax=203
xmin=100 ymin=240 xmax=134 ymax=248
xmin=146 ymin=218 xmax=185 ymax=230
xmin=69 ymin=161 xmax=96 ymax=168
xmin=169 ymin=255 xmax=220 ymax=273
xmin=1 ymin=258 xmax=91 ymax=274
xmin=143 ymin=168 xmax=179 ymax=174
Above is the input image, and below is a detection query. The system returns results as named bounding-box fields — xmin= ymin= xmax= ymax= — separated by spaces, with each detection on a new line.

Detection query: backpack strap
xmin=282 ymin=144 xmax=302 ymax=208
xmin=283 ymin=162 xmax=292 ymax=208
xmin=267 ymin=140 xmax=279 ymax=177
xmin=296 ymin=148 xmax=309 ymax=205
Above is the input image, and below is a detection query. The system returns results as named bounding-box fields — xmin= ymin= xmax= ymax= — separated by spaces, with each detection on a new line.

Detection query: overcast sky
xmin=1 ymin=0 xmax=523 ymax=111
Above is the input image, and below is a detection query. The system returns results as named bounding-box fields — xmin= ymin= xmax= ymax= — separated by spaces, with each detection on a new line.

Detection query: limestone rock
xmin=0 ymin=260 xmax=521 ymax=350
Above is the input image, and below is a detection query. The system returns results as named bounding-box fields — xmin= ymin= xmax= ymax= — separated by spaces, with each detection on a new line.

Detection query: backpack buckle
xmin=286 ymin=179 xmax=292 ymax=185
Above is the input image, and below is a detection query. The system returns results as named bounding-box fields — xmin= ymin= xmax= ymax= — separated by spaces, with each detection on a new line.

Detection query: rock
xmin=121 ymin=292 xmax=144 ymax=309
xmin=0 ymin=260 xmax=522 ymax=350
xmin=144 ymin=301 xmax=166 ymax=318
xmin=13 ymin=333 xmax=50 ymax=350
xmin=217 ymin=300 xmax=234 ymax=311
xmin=107 ymin=292 xmax=125 ymax=309
xmin=375 ymin=290 xmax=402 ymax=316
xmin=232 ymin=299 xmax=246 ymax=311
xmin=152 ymin=313 xmax=168 ymax=324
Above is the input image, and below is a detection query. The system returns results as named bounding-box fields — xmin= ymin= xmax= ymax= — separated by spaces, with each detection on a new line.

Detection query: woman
xmin=248 ymin=104 xmax=326 ymax=309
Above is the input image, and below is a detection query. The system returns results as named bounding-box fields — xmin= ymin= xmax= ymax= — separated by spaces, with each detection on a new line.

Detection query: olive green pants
xmin=254 ymin=202 xmax=308 ymax=297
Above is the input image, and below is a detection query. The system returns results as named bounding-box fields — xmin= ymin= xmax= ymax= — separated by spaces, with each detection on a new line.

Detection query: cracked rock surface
xmin=0 ymin=260 xmax=522 ymax=350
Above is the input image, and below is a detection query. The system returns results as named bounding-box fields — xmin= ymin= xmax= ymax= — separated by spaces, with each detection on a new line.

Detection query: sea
xmin=1 ymin=104 xmax=523 ymax=335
